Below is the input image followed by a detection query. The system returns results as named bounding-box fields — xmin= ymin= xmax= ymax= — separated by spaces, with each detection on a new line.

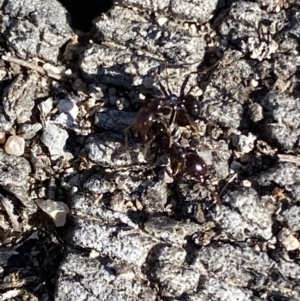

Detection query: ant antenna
xmin=153 ymin=64 xmax=175 ymax=97
xmin=180 ymin=59 xmax=222 ymax=97
xmin=124 ymin=125 xmax=132 ymax=161
xmin=180 ymin=70 xmax=201 ymax=97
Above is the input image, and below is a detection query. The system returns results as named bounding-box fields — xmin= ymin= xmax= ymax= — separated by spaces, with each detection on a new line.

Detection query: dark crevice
xmin=58 ymin=0 xmax=113 ymax=32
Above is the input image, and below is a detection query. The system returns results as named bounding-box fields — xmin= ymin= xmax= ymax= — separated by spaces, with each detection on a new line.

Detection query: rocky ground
xmin=1 ymin=0 xmax=300 ymax=300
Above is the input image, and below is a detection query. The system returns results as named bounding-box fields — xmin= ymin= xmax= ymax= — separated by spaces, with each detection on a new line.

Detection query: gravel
xmin=1 ymin=0 xmax=300 ymax=300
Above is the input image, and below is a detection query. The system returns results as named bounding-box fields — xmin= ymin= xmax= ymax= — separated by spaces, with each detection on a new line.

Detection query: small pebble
xmin=41 ymin=122 xmax=69 ymax=159
xmin=249 ymin=103 xmax=264 ymax=122
xmin=278 ymin=228 xmax=300 ymax=251
xmin=242 ymin=180 xmax=252 ymax=187
xmin=5 ymin=135 xmax=25 ymax=156
xmin=35 ymin=199 xmax=69 ymax=227
xmin=38 ymin=97 xmax=53 ymax=116
xmin=250 ymin=79 xmax=259 ymax=87
xmin=157 ymin=17 xmax=168 ymax=26
xmin=89 ymin=250 xmax=100 ymax=258
xmin=233 ymin=133 xmax=256 ymax=153
xmin=230 ymin=160 xmax=243 ymax=172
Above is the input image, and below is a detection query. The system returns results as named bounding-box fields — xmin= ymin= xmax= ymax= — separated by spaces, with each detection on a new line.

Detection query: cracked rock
xmin=3 ymin=72 xmax=38 ymax=123
xmin=41 ymin=122 xmax=69 ymax=160
xmin=213 ymin=187 xmax=273 ymax=241
xmin=1 ymin=0 xmax=72 ymax=63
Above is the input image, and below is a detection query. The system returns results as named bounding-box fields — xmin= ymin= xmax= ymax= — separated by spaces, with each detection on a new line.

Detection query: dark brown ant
xmin=125 ymin=69 xmax=221 ymax=205
xmin=170 ymin=144 xmax=207 ymax=183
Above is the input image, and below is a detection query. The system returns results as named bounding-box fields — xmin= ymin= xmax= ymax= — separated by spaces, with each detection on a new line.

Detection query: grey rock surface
xmin=56 ymin=252 xmax=158 ymax=301
xmin=0 ymin=106 xmax=13 ymax=131
xmin=94 ymin=109 xmax=136 ymax=131
xmin=118 ymin=0 xmax=218 ymax=23
xmin=3 ymin=72 xmax=38 ymax=123
xmin=0 ymin=0 xmax=72 ymax=63
xmin=258 ymin=92 xmax=300 ymax=152
xmin=17 ymin=122 xmax=43 ymax=140
xmin=213 ymin=187 xmax=273 ymax=241
xmin=40 ymin=122 xmax=69 ymax=160
xmin=1 ymin=0 xmax=300 ymax=301
xmin=57 ymin=1 xmax=300 ymax=299
xmin=0 ymin=149 xmax=31 ymax=186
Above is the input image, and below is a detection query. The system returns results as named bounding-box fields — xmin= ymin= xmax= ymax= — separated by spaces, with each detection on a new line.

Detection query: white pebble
xmin=5 ymin=135 xmax=25 ymax=156
xmin=250 ymin=79 xmax=259 ymax=87
xmin=278 ymin=228 xmax=300 ymax=251
xmin=35 ymin=199 xmax=69 ymax=227
xmin=43 ymin=63 xmax=62 ymax=74
xmin=38 ymin=97 xmax=53 ymax=116
xmin=156 ymin=17 xmax=168 ymax=26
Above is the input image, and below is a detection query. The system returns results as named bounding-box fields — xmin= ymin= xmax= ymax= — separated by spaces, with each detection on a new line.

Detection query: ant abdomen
xmin=185 ymin=152 xmax=207 ymax=183
xmin=170 ymin=145 xmax=207 ymax=183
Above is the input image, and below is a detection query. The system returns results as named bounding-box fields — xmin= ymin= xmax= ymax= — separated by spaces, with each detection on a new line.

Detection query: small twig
xmin=277 ymin=154 xmax=300 ymax=165
xmin=2 ymin=55 xmax=64 ymax=81
xmin=219 ymin=173 xmax=238 ymax=198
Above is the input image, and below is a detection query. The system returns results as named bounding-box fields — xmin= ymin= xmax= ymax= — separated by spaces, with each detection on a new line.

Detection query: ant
xmin=125 ymin=68 xmax=220 ymax=205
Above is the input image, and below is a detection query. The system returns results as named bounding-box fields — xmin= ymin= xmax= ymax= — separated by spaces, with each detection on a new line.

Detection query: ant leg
xmin=156 ymin=116 xmax=174 ymax=147
xmin=169 ymin=143 xmax=185 ymax=177
xmin=179 ymin=72 xmax=192 ymax=98
xmin=184 ymin=112 xmax=201 ymax=136
xmin=180 ymin=70 xmax=200 ymax=98
xmin=142 ymin=116 xmax=171 ymax=158
xmin=198 ymin=118 xmax=215 ymax=145
xmin=124 ymin=125 xmax=132 ymax=161
xmin=180 ymin=70 xmax=203 ymax=97
xmin=172 ymin=159 xmax=183 ymax=176
xmin=169 ymin=108 xmax=177 ymax=128
xmin=180 ymin=62 xmax=221 ymax=98
xmin=142 ymin=136 xmax=155 ymax=159
xmin=168 ymin=108 xmax=178 ymax=147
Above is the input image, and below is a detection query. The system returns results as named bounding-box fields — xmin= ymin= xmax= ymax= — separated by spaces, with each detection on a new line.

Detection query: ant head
xmin=167 ymin=94 xmax=186 ymax=110
xmin=168 ymin=94 xmax=179 ymax=105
